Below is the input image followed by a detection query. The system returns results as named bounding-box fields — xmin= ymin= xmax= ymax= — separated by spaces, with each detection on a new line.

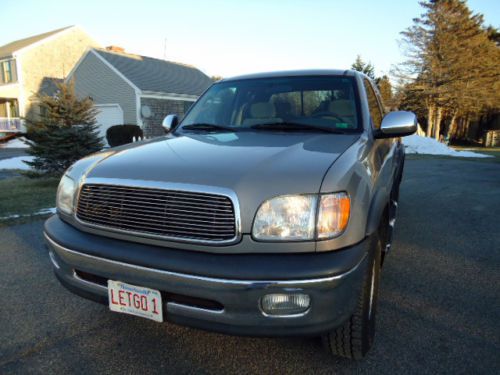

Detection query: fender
xmin=365 ymin=186 xmax=390 ymax=236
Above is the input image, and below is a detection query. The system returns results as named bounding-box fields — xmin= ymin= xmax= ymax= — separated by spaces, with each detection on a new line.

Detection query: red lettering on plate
xmin=126 ymin=291 xmax=133 ymax=306
xmin=110 ymin=290 xmax=118 ymax=305
xmin=133 ymin=294 xmax=141 ymax=309
xmin=141 ymin=296 xmax=148 ymax=311
xmin=118 ymin=290 xmax=126 ymax=306
xmin=152 ymin=298 xmax=159 ymax=314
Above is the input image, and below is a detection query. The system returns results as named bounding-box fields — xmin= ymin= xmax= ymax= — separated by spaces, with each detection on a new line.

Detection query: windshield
xmin=179 ymin=76 xmax=362 ymax=133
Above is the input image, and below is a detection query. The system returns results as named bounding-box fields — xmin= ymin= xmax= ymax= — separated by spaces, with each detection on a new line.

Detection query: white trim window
xmin=0 ymin=59 xmax=17 ymax=84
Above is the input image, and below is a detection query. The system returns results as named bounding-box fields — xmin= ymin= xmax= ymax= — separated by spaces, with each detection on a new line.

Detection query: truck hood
xmin=86 ymin=131 xmax=359 ymax=232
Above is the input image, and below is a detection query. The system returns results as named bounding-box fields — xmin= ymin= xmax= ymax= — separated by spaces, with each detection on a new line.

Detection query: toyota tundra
xmin=44 ymin=70 xmax=416 ymax=359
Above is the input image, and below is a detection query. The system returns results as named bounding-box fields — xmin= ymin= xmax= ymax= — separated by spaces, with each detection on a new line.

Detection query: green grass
xmin=0 ymin=174 xmax=59 ymax=226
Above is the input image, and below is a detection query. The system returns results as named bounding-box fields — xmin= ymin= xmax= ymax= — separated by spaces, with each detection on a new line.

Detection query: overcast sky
xmin=2 ymin=0 xmax=499 ymax=78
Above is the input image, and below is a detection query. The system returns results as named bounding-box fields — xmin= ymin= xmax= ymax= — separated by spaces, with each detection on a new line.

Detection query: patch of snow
xmin=35 ymin=207 xmax=57 ymax=215
xmin=0 ymin=137 xmax=29 ymax=148
xmin=0 ymin=207 xmax=56 ymax=221
xmin=403 ymin=135 xmax=491 ymax=158
xmin=0 ymin=156 xmax=35 ymax=170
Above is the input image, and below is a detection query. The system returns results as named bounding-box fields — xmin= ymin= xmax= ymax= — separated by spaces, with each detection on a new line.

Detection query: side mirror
xmin=162 ymin=114 xmax=179 ymax=133
xmin=376 ymin=111 xmax=417 ymax=138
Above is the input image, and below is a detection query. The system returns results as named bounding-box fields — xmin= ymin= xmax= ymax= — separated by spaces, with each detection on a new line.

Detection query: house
xmin=0 ymin=26 xmax=100 ymax=133
xmin=67 ymin=47 xmax=213 ymax=138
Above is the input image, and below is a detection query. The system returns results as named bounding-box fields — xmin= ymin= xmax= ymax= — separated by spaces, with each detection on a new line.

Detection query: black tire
xmin=322 ymin=235 xmax=382 ymax=360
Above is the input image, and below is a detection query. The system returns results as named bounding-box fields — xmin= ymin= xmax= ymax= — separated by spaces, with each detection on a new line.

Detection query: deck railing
xmin=0 ymin=118 xmax=23 ymax=132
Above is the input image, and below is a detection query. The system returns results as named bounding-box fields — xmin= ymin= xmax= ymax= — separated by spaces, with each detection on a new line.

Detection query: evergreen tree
xmin=351 ymin=55 xmax=376 ymax=79
xmin=398 ymin=0 xmax=500 ymax=141
xmin=377 ymin=75 xmax=393 ymax=109
xmin=24 ymin=80 xmax=103 ymax=176
xmin=486 ymin=26 xmax=500 ymax=46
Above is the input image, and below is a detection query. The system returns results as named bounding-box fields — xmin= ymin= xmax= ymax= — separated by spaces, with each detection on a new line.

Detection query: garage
xmin=94 ymin=104 xmax=124 ymax=144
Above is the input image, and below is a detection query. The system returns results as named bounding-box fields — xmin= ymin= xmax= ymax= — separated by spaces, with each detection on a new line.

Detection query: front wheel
xmin=322 ymin=235 xmax=382 ymax=359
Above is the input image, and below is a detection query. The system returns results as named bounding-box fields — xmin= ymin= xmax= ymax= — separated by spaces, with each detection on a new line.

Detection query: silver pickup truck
xmin=44 ymin=70 xmax=416 ymax=359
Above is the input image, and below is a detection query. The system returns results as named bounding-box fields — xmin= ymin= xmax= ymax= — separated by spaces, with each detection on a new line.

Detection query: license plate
xmin=108 ymin=280 xmax=163 ymax=322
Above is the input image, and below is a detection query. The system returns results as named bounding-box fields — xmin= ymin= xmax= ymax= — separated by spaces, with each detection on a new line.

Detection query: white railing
xmin=0 ymin=118 xmax=23 ymax=132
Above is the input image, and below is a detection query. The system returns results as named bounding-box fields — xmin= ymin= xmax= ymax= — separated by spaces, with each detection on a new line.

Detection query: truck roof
xmin=221 ymin=69 xmax=359 ymax=82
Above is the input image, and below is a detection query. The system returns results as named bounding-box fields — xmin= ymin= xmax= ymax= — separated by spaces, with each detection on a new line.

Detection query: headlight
xmin=56 ymin=174 xmax=77 ymax=215
xmin=252 ymin=192 xmax=350 ymax=241
xmin=317 ymin=192 xmax=350 ymax=239
xmin=252 ymin=195 xmax=317 ymax=240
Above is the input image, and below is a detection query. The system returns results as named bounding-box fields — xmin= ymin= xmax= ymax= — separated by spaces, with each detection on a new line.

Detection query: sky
xmin=1 ymin=0 xmax=499 ymax=79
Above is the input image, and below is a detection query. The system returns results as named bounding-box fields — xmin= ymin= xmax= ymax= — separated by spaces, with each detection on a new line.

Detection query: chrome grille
xmin=76 ymin=184 xmax=236 ymax=242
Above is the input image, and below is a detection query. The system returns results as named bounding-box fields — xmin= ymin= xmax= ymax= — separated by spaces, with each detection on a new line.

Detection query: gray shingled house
xmin=0 ymin=26 xmax=99 ymax=133
xmin=67 ymin=46 xmax=213 ymax=138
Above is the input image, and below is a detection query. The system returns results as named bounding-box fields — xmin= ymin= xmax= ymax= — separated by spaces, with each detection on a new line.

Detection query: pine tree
xmin=377 ymin=75 xmax=393 ymax=109
xmin=398 ymin=0 xmax=500 ymax=141
xmin=351 ymin=55 xmax=376 ymax=79
xmin=24 ymin=80 xmax=103 ymax=176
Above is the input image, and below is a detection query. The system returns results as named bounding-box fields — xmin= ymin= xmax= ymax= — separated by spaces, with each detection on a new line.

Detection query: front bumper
xmin=45 ymin=216 xmax=370 ymax=336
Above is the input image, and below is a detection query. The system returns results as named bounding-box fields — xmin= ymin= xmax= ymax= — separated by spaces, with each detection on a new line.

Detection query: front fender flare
xmin=365 ymin=187 xmax=389 ymax=236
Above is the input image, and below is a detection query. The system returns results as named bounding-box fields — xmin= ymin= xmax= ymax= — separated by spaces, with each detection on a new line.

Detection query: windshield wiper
xmin=181 ymin=123 xmax=236 ymax=132
xmin=250 ymin=122 xmax=346 ymax=134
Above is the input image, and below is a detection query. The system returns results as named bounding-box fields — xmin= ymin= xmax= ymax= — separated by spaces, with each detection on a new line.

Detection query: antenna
xmin=163 ymin=38 xmax=167 ymax=60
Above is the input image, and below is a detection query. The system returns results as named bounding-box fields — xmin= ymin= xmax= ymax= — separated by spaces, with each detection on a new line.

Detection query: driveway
xmin=0 ymin=157 xmax=499 ymax=374
xmin=0 ymin=148 xmax=28 ymax=179
xmin=0 ymin=148 xmax=27 ymax=161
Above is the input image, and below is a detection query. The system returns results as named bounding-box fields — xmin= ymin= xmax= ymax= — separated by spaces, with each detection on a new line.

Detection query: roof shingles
xmin=94 ymin=49 xmax=212 ymax=96
xmin=0 ymin=26 xmax=73 ymax=59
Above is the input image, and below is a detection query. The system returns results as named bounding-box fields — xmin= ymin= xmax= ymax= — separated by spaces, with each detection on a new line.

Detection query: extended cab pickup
xmin=45 ymin=70 xmax=416 ymax=359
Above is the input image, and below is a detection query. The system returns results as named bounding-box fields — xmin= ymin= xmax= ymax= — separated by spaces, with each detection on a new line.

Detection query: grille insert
xmin=76 ymin=184 xmax=237 ymax=242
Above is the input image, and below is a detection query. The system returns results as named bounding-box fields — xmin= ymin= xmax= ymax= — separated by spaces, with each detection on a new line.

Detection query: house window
xmin=0 ymin=101 xmax=6 ymax=117
xmin=0 ymin=99 xmax=19 ymax=118
xmin=183 ymin=101 xmax=194 ymax=114
xmin=1 ymin=60 xmax=17 ymax=84
xmin=9 ymin=100 xmax=19 ymax=117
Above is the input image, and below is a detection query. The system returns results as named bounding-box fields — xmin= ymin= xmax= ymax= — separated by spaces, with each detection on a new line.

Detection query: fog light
xmin=260 ymin=293 xmax=310 ymax=316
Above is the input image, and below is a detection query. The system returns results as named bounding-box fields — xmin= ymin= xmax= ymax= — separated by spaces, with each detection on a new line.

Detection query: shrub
xmin=106 ymin=125 xmax=143 ymax=147
xmin=24 ymin=81 xmax=103 ymax=177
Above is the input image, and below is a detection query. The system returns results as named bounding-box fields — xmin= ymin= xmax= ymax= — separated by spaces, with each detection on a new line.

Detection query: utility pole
xmin=163 ymin=38 xmax=167 ymax=60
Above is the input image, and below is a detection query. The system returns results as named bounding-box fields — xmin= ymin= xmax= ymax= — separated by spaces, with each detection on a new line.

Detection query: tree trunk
xmin=426 ymin=105 xmax=435 ymax=137
xmin=459 ymin=117 xmax=465 ymax=139
xmin=447 ymin=112 xmax=458 ymax=140
xmin=475 ymin=115 xmax=485 ymax=141
xmin=434 ymin=107 xmax=443 ymax=141
xmin=464 ymin=117 xmax=471 ymax=140
xmin=457 ymin=115 xmax=469 ymax=140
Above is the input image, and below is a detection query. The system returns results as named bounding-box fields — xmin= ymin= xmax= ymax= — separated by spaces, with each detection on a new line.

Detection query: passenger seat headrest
xmin=328 ymin=100 xmax=355 ymax=116
xmin=250 ymin=102 xmax=276 ymax=118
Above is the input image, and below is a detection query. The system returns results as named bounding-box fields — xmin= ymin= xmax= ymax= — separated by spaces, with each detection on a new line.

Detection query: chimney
xmin=106 ymin=45 xmax=125 ymax=53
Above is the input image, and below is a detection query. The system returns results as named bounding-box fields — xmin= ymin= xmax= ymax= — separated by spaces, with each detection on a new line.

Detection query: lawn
xmin=0 ymin=174 xmax=60 ymax=225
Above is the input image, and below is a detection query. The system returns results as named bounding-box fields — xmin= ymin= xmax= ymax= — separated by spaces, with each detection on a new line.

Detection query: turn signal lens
xmin=317 ymin=192 xmax=350 ymax=239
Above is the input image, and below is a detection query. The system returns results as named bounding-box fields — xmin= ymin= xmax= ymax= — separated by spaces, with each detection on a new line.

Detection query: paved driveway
xmin=0 ymin=148 xmax=27 ymax=161
xmin=0 ymin=158 xmax=499 ymax=374
xmin=0 ymin=148 xmax=28 ymax=179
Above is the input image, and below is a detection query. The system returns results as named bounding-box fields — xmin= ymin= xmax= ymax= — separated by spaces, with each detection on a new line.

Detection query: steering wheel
xmin=311 ymin=111 xmax=348 ymax=123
